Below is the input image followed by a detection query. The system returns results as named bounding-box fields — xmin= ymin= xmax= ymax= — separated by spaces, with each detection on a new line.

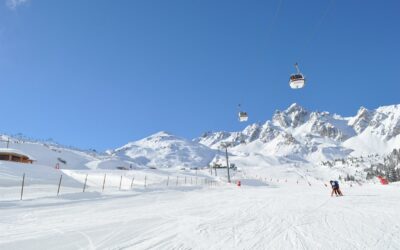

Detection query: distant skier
xmin=334 ymin=180 xmax=343 ymax=196
xmin=330 ymin=180 xmax=343 ymax=197
xmin=330 ymin=180 xmax=338 ymax=196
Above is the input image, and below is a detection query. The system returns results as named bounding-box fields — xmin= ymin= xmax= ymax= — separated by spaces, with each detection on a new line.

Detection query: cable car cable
xmin=296 ymin=0 xmax=336 ymax=62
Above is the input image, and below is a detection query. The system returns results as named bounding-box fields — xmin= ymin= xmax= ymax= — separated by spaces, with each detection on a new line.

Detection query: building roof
xmin=0 ymin=148 xmax=35 ymax=160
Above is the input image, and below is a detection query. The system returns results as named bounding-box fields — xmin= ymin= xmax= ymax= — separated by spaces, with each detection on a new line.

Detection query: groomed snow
xmin=1 ymin=178 xmax=399 ymax=249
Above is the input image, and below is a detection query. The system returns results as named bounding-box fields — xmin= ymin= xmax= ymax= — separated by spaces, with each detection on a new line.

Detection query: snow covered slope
xmin=2 ymin=181 xmax=400 ymax=250
xmin=0 ymin=135 xmax=101 ymax=169
xmin=0 ymin=131 xmax=217 ymax=173
xmin=110 ymin=131 xmax=217 ymax=169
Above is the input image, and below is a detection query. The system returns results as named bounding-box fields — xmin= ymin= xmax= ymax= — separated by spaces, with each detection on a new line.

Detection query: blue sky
xmin=0 ymin=0 xmax=399 ymax=150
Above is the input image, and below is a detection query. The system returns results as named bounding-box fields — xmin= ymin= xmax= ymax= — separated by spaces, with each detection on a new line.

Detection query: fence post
xmin=119 ymin=175 xmax=123 ymax=190
xmin=191 ymin=177 xmax=193 ymax=185
xmin=144 ymin=176 xmax=147 ymax=188
xmin=166 ymin=176 xmax=169 ymax=186
xmin=176 ymin=176 xmax=178 ymax=186
xmin=20 ymin=173 xmax=25 ymax=201
xmin=57 ymin=174 xmax=63 ymax=196
xmin=83 ymin=174 xmax=88 ymax=192
xmin=102 ymin=174 xmax=107 ymax=192
xmin=185 ymin=176 xmax=187 ymax=185
xmin=130 ymin=176 xmax=135 ymax=189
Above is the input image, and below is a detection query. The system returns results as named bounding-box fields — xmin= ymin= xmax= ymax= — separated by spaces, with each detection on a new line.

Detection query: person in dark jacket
xmin=330 ymin=180 xmax=338 ymax=196
xmin=334 ymin=180 xmax=343 ymax=196
xmin=330 ymin=180 xmax=343 ymax=196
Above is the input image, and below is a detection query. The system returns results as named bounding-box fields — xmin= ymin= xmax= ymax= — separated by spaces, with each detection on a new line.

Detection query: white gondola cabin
xmin=289 ymin=63 xmax=306 ymax=89
xmin=238 ymin=112 xmax=248 ymax=122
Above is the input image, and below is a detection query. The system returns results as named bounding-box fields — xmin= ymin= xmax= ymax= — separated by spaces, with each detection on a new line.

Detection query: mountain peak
xmin=286 ymin=103 xmax=306 ymax=113
xmin=150 ymin=131 xmax=173 ymax=138
xmin=272 ymin=103 xmax=309 ymax=128
xmin=115 ymin=131 xmax=215 ymax=169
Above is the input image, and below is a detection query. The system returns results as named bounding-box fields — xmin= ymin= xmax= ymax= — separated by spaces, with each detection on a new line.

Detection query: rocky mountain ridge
xmin=195 ymin=103 xmax=400 ymax=162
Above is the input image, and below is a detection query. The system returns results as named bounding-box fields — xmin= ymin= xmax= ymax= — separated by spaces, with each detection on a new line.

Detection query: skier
xmin=335 ymin=180 xmax=343 ymax=196
xmin=330 ymin=180 xmax=343 ymax=197
xmin=330 ymin=180 xmax=338 ymax=196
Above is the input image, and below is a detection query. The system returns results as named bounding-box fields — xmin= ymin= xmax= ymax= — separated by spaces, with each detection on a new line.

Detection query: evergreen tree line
xmin=365 ymin=149 xmax=400 ymax=182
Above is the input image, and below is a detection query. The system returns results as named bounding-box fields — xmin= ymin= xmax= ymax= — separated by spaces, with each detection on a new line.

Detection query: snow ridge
xmin=196 ymin=103 xmax=400 ymax=163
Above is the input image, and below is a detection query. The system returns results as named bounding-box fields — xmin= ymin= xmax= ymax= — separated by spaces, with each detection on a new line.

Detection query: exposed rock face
xmin=272 ymin=103 xmax=309 ymax=128
xmin=195 ymin=103 xmax=400 ymax=161
xmin=259 ymin=122 xmax=281 ymax=143
xmin=349 ymin=107 xmax=372 ymax=134
xmin=348 ymin=105 xmax=400 ymax=140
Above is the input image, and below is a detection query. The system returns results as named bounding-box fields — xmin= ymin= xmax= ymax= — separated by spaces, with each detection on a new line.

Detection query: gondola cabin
xmin=289 ymin=74 xmax=305 ymax=89
xmin=238 ymin=112 xmax=248 ymax=122
xmin=289 ymin=63 xmax=306 ymax=89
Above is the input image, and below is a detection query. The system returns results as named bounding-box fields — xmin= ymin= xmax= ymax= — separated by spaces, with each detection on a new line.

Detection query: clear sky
xmin=0 ymin=0 xmax=399 ymax=150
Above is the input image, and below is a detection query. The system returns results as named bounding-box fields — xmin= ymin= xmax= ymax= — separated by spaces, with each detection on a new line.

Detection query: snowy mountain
xmin=344 ymin=105 xmax=400 ymax=155
xmin=0 ymin=132 xmax=217 ymax=171
xmin=196 ymin=103 xmax=400 ymax=164
xmin=110 ymin=131 xmax=216 ymax=169
xmin=2 ymin=103 xmax=400 ymax=176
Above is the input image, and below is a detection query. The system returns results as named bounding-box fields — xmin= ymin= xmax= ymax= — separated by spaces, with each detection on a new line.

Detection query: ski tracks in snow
xmin=1 ymin=184 xmax=400 ymax=249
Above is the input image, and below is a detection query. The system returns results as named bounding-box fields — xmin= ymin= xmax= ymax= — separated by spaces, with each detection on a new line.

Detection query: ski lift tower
xmin=220 ymin=142 xmax=233 ymax=183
